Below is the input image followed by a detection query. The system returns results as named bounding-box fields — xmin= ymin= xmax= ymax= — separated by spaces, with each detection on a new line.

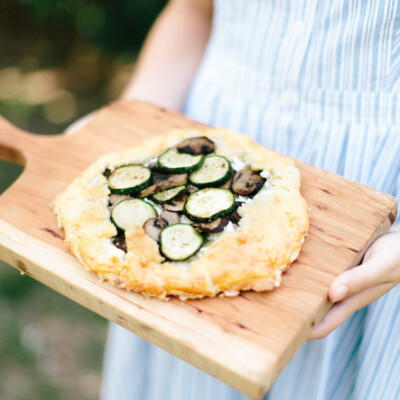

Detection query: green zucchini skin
xmin=189 ymin=155 xmax=232 ymax=188
xmin=108 ymin=165 xmax=152 ymax=195
xmin=151 ymin=185 xmax=187 ymax=204
xmin=159 ymin=223 xmax=204 ymax=261
xmin=157 ymin=148 xmax=205 ymax=174
xmin=111 ymin=198 xmax=157 ymax=231
xmin=183 ymin=188 xmax=236 ymax=223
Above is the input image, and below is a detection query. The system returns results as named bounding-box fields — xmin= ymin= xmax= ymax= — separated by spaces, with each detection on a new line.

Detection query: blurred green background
xmin=0 ymin=1 xmax=165 ymax=399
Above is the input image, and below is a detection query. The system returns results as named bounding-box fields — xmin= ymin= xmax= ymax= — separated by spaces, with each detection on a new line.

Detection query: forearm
xmin=121 ymin=0 xmax=213 ymax=111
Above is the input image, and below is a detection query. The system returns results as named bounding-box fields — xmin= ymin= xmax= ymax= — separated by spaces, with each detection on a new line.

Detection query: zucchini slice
xmin=189 ymin=155 xmax=232 ymax=188
xmin=111 ymin=199 xmax=157 ymax=231
xmin=159 ymin=224 xmax=204 ymax=261
xmin=158 ymin=148 xmax=204 ymax=173
xmin=184 ymin=188 xmax=235 ymax=223
xmin=151 ymin=185 xmax=187 ymax=204
xmin=108 ymin=165 xmax=151 ymax=195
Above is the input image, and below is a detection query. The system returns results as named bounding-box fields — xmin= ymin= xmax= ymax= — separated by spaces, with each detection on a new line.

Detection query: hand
xmin=64 ymin=111 xmax=97 ymax=135
xmin=309 ymin=224 xmax=400 ymax=340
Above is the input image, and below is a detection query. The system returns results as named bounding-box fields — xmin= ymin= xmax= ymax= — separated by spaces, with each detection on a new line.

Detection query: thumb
xmin=64 ymin=111 xmax=96 ymax=135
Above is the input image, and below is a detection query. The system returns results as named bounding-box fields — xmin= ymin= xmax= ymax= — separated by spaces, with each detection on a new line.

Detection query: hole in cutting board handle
xmin=0 ymin=160 xmax=24 ymax=195
xmin=0 ymin=116 xmax=28 ymax=194
xmin=0 ymin=115 xmax=29 ymax=166
xmin=0 ymin=143 xmax=26 ymax=166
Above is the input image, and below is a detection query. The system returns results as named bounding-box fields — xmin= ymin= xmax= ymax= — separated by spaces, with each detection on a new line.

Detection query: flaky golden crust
xmin=53 ymin=128 xmax=309 ymax=300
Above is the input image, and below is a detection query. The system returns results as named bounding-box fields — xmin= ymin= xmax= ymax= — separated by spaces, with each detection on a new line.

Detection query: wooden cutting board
xmin=0 ymin=101 xmax=397 ymax=399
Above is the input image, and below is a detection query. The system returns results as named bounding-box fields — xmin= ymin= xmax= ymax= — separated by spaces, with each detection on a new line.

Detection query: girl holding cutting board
xmin=69 ymin=1 xmax=400 ymax=399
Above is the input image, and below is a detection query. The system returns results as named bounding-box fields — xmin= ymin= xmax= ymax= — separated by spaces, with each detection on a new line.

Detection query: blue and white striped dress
xmin=101 ymin=1 xmax=400 ymax=399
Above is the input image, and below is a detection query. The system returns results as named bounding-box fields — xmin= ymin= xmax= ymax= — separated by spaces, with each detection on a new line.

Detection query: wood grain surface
xmin=0 ymin=101 xmax=397 ymax=399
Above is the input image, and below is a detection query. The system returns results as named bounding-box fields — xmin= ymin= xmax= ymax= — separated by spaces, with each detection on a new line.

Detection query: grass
xmin=0 ymin=2 xmax=165 ymax=395
xmin=0 ymin=159 xmax=108 ymax=400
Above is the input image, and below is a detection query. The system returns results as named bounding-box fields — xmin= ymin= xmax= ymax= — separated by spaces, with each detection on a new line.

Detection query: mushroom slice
xmin=229 ymin=201 xmax=244 ymax=225
xmin=159 ymin=210 xmax=180 ymax=228
xmin=143 ymin=218 xmax=163 ymax=242
xmin=138 ymin=173 xmax=188 ymax=198
xmin=144 ymin=212 xmax=180 ymax=241
xmin=151 ymin=171 xmax=170 ymax=183
xmin=163 ymin=192 xmax=188 ymax=212
xmin=109 ymin=194 xmax=129 ymax=207
xmin=112 ymin=233 xmax=127 ymax=253
xmin=177 ymin=136 xmax=215 ymax=155
xmin=192 ymin=217 xmax=229 ymax=233
xmin=231 ymin=169 xmax=266 ymax=196
xmin=103 ymin=168 xmax=111 ymax=178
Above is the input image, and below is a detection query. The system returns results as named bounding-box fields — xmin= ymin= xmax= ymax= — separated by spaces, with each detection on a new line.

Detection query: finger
xmin=329 ymin=258 xmax=383 ymax=303
xmin=64 ymin=119 xmax=87 ymax=135
xmin=64 ymin=111 xmax=96 ymax=135
xmin=309 ymin=281 xmax=395 ymax=340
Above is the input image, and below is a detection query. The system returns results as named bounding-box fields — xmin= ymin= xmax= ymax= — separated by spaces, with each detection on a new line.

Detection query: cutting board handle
xmin=0 ymin=115 xmax=41 ymax=165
